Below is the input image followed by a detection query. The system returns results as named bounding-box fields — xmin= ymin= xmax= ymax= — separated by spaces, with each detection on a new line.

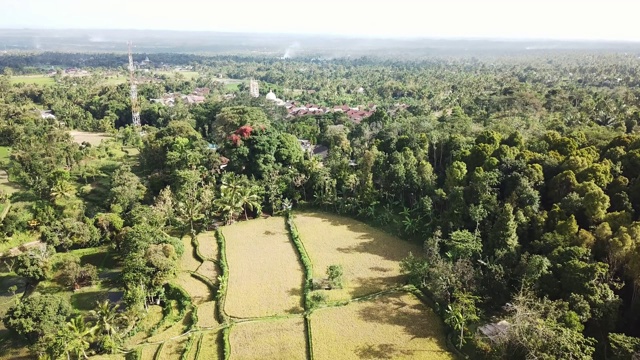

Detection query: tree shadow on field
xmin=356 ymin=293 xmax=447 ymax=342
xmin=301 ymin=211 xmax=417 ymax=264
xmin=285 ymin=287 xmax=304 ymax=314
xmin=355 ymin=343 xmax=414 ymax=359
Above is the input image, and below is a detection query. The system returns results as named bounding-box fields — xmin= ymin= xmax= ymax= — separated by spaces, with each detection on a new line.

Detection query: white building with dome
xmin=265 ymin=90 xmax=285 ymax=106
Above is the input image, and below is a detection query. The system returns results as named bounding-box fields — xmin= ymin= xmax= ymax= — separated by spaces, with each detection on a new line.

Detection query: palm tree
xmin=65 ymin=315 xmax=94 ymax=359
xmin=213 ymin=173 xmax=246 ymax=224
xmin=237 ymin=186 xmax=262 ymax=220
xmin=90 ymin=300 xmax=121 ymax=343
xmin=50 ymin=179 xmax=76 ymax=201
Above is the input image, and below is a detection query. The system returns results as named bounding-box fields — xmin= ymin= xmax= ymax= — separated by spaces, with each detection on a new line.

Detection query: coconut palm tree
xmin=65 ymin=315 xmax=94 ymax=359
xmin=237 ymin=185 xmax=262 ymax=220
xmin=90 ymin=301 xmax=121 ymax=343
xmin=213 ymin=173 xmax=247 ymax=224
xmin=50 ymin=179 xmax=76 ymax=201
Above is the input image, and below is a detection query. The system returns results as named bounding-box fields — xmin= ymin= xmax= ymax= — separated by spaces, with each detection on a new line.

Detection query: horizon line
xmin=1 ymin=27 xmax=640 ymax=44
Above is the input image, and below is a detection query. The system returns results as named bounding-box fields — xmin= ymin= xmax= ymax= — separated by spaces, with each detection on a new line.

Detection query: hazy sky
xmin=2 ymin=0 xmax=640 ymax=41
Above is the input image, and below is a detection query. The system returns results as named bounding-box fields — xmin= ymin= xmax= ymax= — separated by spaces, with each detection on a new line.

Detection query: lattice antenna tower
xmin=128 ymin=42 xmax=141 ymax=126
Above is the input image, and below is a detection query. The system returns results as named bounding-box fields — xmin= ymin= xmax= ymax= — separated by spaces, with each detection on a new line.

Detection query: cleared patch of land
xmin=198 ymin=330 xmax=221 ymax=360
xmin=196 ymin=231 xmax=218 ymax=260
xmin=69 ymin=131 xmax=111 ymax=146
xmin=223 ymin=217 xmax=304 ymax=317
xmin=311 ymin=292 xmax=454 ymax=360
xmin=293 ymin=211 xmax=421 ymax=302
xmin=229 ymin=317 xmax=306 ymax=360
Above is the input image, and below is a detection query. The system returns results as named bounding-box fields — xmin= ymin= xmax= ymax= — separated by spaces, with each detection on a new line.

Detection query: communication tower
xmin=128 ymin=42 xmax=141 ymax=126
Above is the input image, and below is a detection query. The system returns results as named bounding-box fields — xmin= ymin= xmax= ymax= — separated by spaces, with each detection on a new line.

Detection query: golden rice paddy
xmin=223 ymin=217 xmax=304 ymax=317
xmin=292 ymin=211 xmax=421 ymax=302
xmin=229 ymin=317 xmax=306 ymax=360
xmin=311 ymin=292 xmax=454 ymax=360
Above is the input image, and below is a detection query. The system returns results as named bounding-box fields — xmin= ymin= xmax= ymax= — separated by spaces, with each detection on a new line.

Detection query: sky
xmin=2 ymin=0 xmax=640 ymax=41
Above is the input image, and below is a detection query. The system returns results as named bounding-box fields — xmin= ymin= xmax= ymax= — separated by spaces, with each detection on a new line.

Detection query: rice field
xmin=180 ymin=236 xmax=201 ymax=272
xmin=311 ymin=292 xmax=454 ymax=360
xmin=223 ymin=217 xmax=304 ymax=317
xmin=196 ymin=231 xmax=218 ymax=260
xmin=196 ymin=260 xmax=218 ymax=280
xmin=176 ymin=272 xmax=212 ymax=304
xmin=292 ymin=211 xmax=421 ymax=302
xmin=229 ymin=318 xmax=306 ymax=360
xmin=197 ymin=330 xmax=221 ymax=360
xmin=141 ymin=344 xmax=160 ymax=360
xmin=195 ymin=301 xmax=218 ymax=328
xmin=160 ymin=336 xmax=190 ymax=359
xmin=125 ymin=306 xmax=164 ymax=346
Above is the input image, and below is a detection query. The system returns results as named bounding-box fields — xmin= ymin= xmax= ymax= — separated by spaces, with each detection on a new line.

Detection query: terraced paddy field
xmin=86 ymin=213 xmax=451 ymax=360
xmin=311 ymin=291 xmax=454 ymax=360
xmin=229 ymin=317 xmax=306 ymax=360
xmin=223 ymin=217 xmax=304 ymax=317
xmin=292 ymin=211 xmax=422 ymax=302
xmin=198 ymin=330 xmax=222 ymax=359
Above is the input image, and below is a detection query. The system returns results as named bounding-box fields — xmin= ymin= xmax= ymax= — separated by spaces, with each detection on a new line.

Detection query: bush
xmin=309 ymin=292 xmax=327 ymax=308
xmin=164 ymin=283 xmax=191 ymax=314
xmin=326 ymin=265 xmax=344 ymax=289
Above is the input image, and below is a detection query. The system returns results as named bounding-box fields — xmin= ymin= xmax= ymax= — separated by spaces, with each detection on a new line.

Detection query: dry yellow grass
xmin=223 ymin=217 xmax=304 ymax=317
xmin=293 ymin=211 xmax=421 ymax=302
xmin=176 ymin=272 xmax=212 ymax=304
xmin=196 ymin=301 xmax=218 ymax=328
xmin=197 ymin=231 xmax=219 ymax=260
xmin=311 ymin=292 xmax=454 ymax=360
xmin=196 ymin=260 xmax=218 ymax=281
xmin=229 ymin=317 xmax=306 ymax=360
xmin=198 ymin=330 xmax=221 ymax=360
xmin=180 ymin=236 xmax=202 ymax=272
xmin=68 ymin=131 xmax=110 ymax=146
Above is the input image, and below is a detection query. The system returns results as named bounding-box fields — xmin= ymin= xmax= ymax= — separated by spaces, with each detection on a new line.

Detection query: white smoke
xmin=282 ymin=42 xmax=301 ymax=59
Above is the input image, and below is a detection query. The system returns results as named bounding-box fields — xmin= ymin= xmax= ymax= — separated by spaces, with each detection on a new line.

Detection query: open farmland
xmin=229 ymin=317 xmax=306 ymax=360
xmin=223 ymin=217 xmax=304 ymax=317
xmin=10 ymin=75 xmax=56 ymax=85
xmin=69 ymin=131 xmax=111 ymax=146
xmin=311 ymin=291 xmax=454 ymax=360
xmin=292 ymin=211 xmax=421 ymax=302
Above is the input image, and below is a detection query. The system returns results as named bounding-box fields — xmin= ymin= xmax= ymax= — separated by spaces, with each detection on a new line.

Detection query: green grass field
xmin=156 ymin=70 xmax=199 ymax=80
xmin=10 ymin=75 xmax=56 ymax=85
xmin=0 ymin=147 xmax=10 ymax=161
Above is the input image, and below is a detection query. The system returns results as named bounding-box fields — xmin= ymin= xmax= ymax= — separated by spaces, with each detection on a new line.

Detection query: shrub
xmin=326 ymin=265 xmax=344 ymax=289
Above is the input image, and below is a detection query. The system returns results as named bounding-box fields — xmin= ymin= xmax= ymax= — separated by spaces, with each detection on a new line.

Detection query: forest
xmin=0 ymin=50 xmax=640 ymax=359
